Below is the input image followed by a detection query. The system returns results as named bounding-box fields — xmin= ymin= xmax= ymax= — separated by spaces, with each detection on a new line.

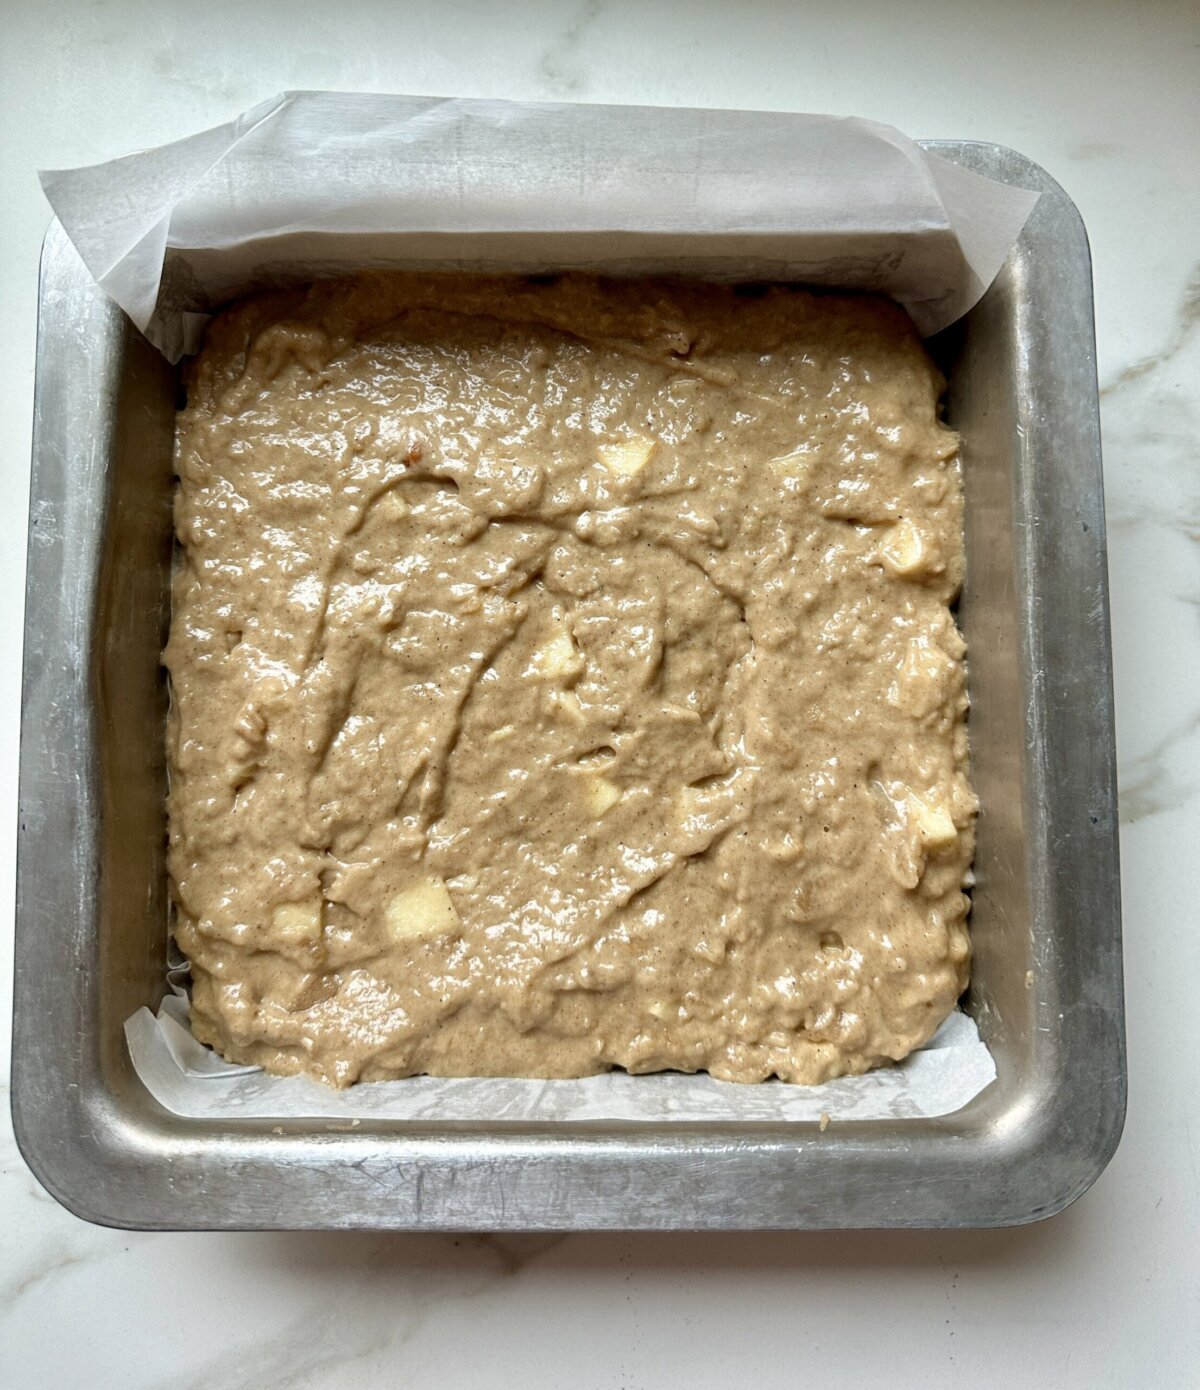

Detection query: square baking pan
xmin=12 ymin=142 xmax=1125 ymax=1230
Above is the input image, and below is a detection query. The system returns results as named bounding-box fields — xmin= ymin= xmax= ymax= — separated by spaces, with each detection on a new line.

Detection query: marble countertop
xmin=2 ymin=2 xmax=1196 ymax=1386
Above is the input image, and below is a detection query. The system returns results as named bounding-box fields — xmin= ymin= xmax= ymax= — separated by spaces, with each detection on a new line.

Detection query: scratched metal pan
xmin=12 ymin=142 xmax=1125 ymax=1230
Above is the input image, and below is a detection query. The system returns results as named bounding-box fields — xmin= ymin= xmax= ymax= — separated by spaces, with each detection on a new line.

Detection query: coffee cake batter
xmin=166 ymin=273 xmax=975 ymax=1087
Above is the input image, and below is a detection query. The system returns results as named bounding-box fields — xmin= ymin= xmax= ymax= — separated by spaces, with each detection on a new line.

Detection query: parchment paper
xmin=44 ymin=92 xmax=1026 ymax=1121
xmin=40 ymin=91 xmax=1039 ymax=360
xmin=125 ymin=999 xmax=994 ymax=1122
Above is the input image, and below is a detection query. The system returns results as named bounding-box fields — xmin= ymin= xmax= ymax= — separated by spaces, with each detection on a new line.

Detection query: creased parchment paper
xmin=40 ymin=91 xmax=1038 ymax=360
xmin=45 ymin=92 xmax=1026 ymax=1122
xmin=126 ymin=998 xmax=993 ymax=1122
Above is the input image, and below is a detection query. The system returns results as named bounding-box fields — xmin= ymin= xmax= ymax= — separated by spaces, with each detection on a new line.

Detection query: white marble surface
xmin=1 ymin=2 xmax=1196 ymax=1385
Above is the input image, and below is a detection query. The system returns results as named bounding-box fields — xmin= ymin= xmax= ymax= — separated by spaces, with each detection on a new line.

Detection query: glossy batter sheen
xmin=166 ymin=273 xmax=976 ymax=1088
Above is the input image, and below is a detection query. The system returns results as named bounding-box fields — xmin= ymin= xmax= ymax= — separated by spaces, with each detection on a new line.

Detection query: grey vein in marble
xmin=1099 ymin=271 xmax=1200 ymax=824
xmin=1100 ymin=268 xmax=1200 ymax=401
xmin=171 ymin=1233 xmax=569 ymax=1390
xmin=1119 ymin=707 xmax=1200 ymax=824
xmin=539 ymin=0 xmax=604 ymax=93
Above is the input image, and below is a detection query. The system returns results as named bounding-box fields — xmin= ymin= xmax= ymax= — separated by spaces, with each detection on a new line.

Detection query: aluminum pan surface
xmin=12 ymin=142 xmax=1125 ymax=1230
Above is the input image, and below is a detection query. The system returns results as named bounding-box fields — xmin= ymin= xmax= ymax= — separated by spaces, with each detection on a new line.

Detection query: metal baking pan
xmin=12 ymin=142 xmax=1125 ymax=1230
